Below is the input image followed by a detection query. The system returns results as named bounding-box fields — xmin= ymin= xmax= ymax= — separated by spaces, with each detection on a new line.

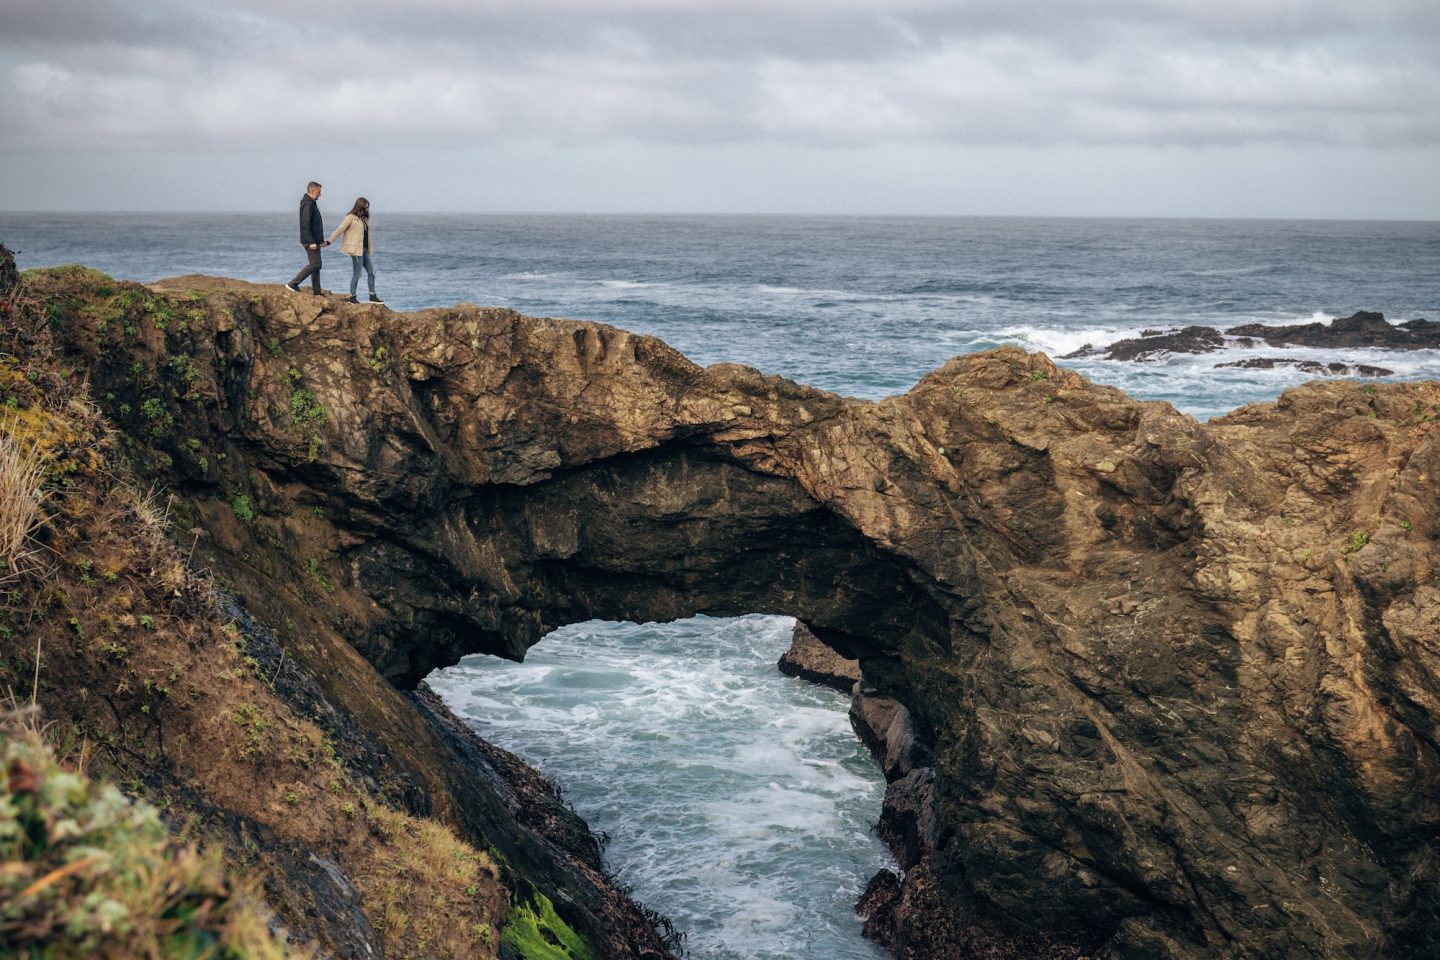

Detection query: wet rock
xmin=1071 ymin=312 xmax=1435 ymax=366
xmin=1227 ymin=310 xmax=1440 ymax=349
xmin=1215 ymin=357 xmax=1395 ymax=376
xmin=1064 ymin=325 xmax=1225 ymax=361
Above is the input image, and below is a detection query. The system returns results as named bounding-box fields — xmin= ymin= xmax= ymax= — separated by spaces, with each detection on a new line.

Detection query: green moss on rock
xmin=500 ymin=888 xmax=596 ymax=960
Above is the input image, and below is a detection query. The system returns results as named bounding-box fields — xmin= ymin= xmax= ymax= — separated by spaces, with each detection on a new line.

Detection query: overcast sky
xmin=1 ymin=0 xmax=1437 ymax=217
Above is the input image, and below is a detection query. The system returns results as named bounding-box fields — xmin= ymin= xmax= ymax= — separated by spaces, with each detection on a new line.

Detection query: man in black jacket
xmin=285 ymin=181 xmax=328 ymax=294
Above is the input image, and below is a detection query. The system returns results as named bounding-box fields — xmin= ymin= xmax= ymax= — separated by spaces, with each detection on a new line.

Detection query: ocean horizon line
xmin=5 ymin=209 xmax=1439 ymax=226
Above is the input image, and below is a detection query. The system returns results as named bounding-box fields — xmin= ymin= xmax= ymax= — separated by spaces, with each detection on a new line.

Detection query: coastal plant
xmin=359 ymin=803 xmax=502 ymax=956
xmin=168 ymin=354 xmax=200 ymax=387
xmin=144 ymin=296 xmax=173 ymax=330
xmin=1342 ymin=529 xmax=1370 ymax=556
xmin=234 ymin=703 xmax=270 ymax=757
xmin=138 ymin=397 xmax=172 ymax=437
xmin=0 ymin=711 xmax=294 ymax=958
xmin=230 ymin=492 xmax=254 ymax=525
xmin=302 ymin=557 xmax=334 ymax=594
xmin=288 ymin=388 xmax=324 ymax=428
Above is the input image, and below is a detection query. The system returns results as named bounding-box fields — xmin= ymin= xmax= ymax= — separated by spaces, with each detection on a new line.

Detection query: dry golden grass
xmin=0 ymin=421 xmax=46 ymax=584
xmin=356 ymin=804 xmax=502 ymax=959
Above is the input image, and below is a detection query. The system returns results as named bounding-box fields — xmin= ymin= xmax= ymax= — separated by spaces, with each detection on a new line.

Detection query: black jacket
xmin=299 ymin=195 xmax=324 ymax=246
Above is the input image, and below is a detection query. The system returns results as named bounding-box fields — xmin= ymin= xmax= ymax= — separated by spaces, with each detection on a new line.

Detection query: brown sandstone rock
xmin=31 ymin=269 xmax=1440 ymax=960
xmin=778 ymin=620 xmax=861 ymax=691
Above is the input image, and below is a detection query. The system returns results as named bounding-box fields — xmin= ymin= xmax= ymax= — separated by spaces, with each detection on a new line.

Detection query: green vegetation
xmin=288 ymin=388 xmax=324 ymax=428
xmin=1342 ymin=529 xmax=1370 ymax=556
xmin=0 ymin=714 xmax=293 ymax=958
xmin=302 ymin=557 xmax=334 ymax=594
xmin=7 ymin=252 xmax=515 ymax=960
xmin=230 ymin=493 xmax=254 ymax=525
xmin=500 ymin=889 xmax=596 ymax=960
xmin=139 ymin=398 xmax=172 ymax=438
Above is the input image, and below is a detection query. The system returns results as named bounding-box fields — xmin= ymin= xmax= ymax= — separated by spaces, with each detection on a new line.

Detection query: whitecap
xmin=994 ymin=323 xmax=1153 ymax=358
xmin=599 ymin=279 xmax=658 ymax=289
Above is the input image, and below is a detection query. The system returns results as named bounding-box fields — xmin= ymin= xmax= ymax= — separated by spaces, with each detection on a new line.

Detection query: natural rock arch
xmin=47 ymin=272 xmax=1440 ymax=960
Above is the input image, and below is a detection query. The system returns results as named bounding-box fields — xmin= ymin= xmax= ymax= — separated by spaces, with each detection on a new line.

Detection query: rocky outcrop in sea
xmin=1065 ymin=310 xmax=1436 ymax=373
xmin=21 ymin=266 xmax=1440 ymax=960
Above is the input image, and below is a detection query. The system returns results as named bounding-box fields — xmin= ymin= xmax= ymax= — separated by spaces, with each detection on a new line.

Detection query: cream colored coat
xmin=327 ymin=214 xmax=375 ymax=257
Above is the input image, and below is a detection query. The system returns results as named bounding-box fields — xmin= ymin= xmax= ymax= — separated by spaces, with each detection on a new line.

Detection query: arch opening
xmin=428 ymin=613 xmax=895 ymax=960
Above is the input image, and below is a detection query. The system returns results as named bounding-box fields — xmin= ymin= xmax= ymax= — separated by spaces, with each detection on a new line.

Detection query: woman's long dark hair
xmin=347 ymin=197 xmax=370 ymax=219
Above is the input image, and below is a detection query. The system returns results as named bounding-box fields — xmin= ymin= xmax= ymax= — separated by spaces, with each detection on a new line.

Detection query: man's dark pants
xmin=289 ymin=246 xmax=322 ymax=292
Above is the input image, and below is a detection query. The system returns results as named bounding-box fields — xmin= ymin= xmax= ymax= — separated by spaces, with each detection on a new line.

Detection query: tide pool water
xmin=426 ymin=616 xmax=890 ymax=960
xmin=8 ymin=212 xmax=1438 ymax=957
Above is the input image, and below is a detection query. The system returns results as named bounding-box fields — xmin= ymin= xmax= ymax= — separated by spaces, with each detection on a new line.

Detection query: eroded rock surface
xmin=778 ymin=620 xmax=861 ymax=691
xmin=38 ymin=272 xmax=1440 ymax=960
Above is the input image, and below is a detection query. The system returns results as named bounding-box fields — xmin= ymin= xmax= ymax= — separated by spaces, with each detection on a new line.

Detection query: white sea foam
xmin=994 ymin=323 xmax=1152 ymax=358
xmin=599 ymin=278 xmax=658 ymax=289
xmin=427 ymin=614 xmax=893 ymax=960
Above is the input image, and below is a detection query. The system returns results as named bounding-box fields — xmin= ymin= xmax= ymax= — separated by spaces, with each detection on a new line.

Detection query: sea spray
xmin=428 ymin=614 xmax=893 ymax=960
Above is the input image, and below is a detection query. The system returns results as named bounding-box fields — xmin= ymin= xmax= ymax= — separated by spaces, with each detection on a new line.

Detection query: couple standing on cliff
xmin=285 ymin=181 xmax=385 ymax=305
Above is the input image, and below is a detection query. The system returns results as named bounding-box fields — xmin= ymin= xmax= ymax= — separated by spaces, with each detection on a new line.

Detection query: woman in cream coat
xmin=327 ymin=197 xmax=383 ymax=304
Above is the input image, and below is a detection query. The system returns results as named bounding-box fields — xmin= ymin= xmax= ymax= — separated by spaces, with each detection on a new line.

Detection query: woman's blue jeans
xmin=349 ymin=254 xmax=375 ymax=296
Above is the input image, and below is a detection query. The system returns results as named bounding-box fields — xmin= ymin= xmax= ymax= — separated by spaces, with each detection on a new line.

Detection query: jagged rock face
xmin=45 ymin=274 xmax=1440 ymax=960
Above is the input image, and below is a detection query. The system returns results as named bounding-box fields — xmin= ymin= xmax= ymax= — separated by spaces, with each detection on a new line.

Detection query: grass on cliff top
xmin=0 ymin=260 xmax=508 ymax=959
xmin=0 ymin=707 xmax=295 ymax=959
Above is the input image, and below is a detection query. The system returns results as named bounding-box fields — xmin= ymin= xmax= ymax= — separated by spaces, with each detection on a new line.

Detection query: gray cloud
xmin=1 ymin=0 xmax=1437 ymax=152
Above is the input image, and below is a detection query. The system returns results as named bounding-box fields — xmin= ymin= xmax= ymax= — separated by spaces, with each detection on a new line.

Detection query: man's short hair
xmin=307 ymin=181 xmax=323 ymax=191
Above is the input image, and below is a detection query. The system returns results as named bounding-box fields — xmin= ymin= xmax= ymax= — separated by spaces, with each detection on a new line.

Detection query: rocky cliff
xmin=21 ymin=266 xmax=1440 ymax=959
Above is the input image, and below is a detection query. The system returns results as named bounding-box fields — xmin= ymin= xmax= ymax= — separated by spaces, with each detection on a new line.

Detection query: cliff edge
xmin=17 ymin=264 xmax=1440 ymax=959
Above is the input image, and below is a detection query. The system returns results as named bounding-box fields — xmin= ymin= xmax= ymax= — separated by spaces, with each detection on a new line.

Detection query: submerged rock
xmin=1215 ymin=357 xmax=1395 ymax=376
xmin=27 ymin=266 xmax=1440 ymax=960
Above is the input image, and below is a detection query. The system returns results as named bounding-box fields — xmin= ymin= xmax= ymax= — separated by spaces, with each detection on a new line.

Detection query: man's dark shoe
xmin=284 ymin=282 xmax=300 ymax=293
xmin=343 ymin=295 xmax=359 ymax=304
xmin=368 ymin=295 xmax=386 ymax=304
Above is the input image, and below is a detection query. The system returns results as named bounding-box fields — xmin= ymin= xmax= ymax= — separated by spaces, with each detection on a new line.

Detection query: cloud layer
xmin=3 ymin=0 xmax=1437 ymax=151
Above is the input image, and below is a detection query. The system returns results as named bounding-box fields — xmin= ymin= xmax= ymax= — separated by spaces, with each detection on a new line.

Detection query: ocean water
xmin=6 ymin=214 xmax=1438 ymax=420
xmin=427 ymin=616 xmax=889 ymax=960
xmin=7 ymin=213 xmax=1439 ymax=958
